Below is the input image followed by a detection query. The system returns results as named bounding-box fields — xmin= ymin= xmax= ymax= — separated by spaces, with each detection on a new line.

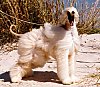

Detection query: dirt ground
xmin=0 ymin=34 xmax=100 ymax=87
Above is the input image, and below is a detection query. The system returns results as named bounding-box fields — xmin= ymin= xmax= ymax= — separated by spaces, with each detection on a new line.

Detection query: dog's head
xmin=59 ymin=7 xmax=79 ymax=30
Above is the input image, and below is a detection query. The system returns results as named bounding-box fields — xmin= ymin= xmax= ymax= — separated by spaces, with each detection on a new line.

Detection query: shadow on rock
xmin=0 ymin=72 xmax=11 ymax=82
xmin=23 ymin=71 xmax=61 ymax=84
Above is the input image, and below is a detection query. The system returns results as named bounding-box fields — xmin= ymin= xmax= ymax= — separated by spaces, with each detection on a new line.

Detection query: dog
xmin=9 ymin=6 xmax=80 ymax=85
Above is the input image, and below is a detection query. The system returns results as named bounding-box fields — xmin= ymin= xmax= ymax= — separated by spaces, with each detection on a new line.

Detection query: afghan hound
xmin=10 ymin=6 xmax=80 ymax=85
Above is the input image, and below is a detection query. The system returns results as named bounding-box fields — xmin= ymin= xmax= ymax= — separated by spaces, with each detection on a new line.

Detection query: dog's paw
xmin=71 ymin=76 xmax=79 ymax=83
xmin=62 ymin=78 xmax=72 ymax=85
xmin=11 ymin=76 xmax=22 ymax=83
xmin=10 ymin=72 xmax=22 ymax=83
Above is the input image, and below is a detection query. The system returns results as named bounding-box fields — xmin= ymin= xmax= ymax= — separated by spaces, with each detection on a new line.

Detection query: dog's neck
xmin=60 ymin=21 xmax=76 ymax=30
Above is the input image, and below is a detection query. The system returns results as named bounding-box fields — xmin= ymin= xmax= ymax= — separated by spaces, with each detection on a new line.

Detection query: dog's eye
xmin=67 ymin=11 xmax=70 ymax=15
xmin=72 ymin=11 xmax=75 ymax=14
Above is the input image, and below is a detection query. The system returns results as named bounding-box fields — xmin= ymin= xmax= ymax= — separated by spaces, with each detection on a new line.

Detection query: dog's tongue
xmin=70 ymin=21 xmax=74 ymax=26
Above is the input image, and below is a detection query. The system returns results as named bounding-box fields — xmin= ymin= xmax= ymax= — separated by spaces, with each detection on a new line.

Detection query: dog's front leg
xmin=69 ymin=52 xmax=78 ymax=83
xmin=56 ymin=49 xmax=71 ymax=85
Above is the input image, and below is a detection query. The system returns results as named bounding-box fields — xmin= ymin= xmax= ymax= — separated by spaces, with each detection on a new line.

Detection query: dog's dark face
xmin=67 ymin=11 xmax=75 ymax=26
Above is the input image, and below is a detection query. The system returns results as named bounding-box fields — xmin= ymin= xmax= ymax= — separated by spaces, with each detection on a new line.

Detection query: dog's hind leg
xmin=10 ymin=61 xmax=33 ymax=82
xmin=10 ymin=47 xmax=33 ymax=82
xmin=10 ymin=32 xmax=39 ymax=82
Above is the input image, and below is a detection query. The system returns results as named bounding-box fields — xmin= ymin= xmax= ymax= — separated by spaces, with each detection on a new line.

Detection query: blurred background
xmin=0 ymin=0 xmax=100 ymax=52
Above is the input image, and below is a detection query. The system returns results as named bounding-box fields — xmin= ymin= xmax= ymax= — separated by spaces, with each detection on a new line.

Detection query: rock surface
xmin=0 ymin=34 xmax=100 ymax=87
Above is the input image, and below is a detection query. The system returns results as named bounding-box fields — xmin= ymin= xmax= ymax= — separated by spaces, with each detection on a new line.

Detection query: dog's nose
xmin=72 ymin=11 xmax=75 ymax=14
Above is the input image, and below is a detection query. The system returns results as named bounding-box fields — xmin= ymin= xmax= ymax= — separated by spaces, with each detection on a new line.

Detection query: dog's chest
xmin=55 ymin=27 xmax=79 ymax=51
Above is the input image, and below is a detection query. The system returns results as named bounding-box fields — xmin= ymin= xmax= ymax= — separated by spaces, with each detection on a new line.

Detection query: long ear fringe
xmin=74 ymin=14 xmax=79 ymax=24
xmin=58 ymin=11 xmax=68 ymax=25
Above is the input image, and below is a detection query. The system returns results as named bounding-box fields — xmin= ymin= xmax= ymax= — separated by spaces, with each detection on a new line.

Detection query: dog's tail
xmin=10 ymin=25 xmax=22 ymax=36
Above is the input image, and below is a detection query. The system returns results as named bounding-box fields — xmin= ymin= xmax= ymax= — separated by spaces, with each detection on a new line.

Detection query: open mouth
xmin=67 ymin=11 xmax=74 ymax=26
xmin=70 ymin=21 xmax=74 ymax=26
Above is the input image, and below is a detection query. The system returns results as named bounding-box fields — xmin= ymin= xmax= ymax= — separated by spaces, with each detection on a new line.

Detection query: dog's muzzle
xmin=67 ymin=11 xmax=75 ymax=26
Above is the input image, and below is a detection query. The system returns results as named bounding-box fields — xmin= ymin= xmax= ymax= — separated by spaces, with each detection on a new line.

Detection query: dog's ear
xmin=58 ymin=11 xmax=68 ymax=25
xmin=72 ymin=7 xmax=79 ymax=24
xmin=58 ymin=11 xmax=71 ymax=30
xmin=74 ymin=12 xmax=79 ymax=24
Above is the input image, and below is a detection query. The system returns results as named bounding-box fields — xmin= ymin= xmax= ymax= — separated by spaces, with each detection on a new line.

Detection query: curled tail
xmin=10 ymin=25 xmax=22 ymax=36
